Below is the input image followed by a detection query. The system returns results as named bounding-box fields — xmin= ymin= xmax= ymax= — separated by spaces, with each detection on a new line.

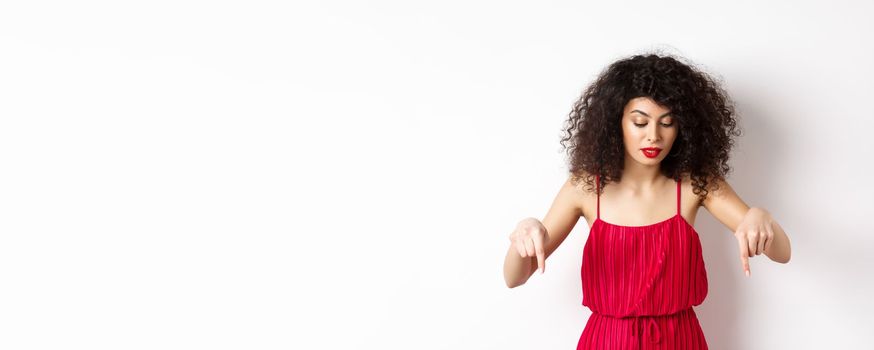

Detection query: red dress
xmin=577 ymin=175 xmax=709 ymax=349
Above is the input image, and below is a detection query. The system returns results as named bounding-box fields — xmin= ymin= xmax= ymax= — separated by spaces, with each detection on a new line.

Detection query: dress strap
xmin=596 ymin=174 xmax=600 ymax=220
xmin=676 ymin=176 xmax=681 ymax=215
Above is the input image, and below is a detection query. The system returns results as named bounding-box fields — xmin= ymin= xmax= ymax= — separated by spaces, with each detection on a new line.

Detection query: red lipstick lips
xmin=641 ymin=147 xmax=662 ymax=158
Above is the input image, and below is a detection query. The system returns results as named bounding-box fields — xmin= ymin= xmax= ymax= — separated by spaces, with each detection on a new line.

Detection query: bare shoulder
xmin=564 ymin=170 xmax=596 ymax=220
xmin=679 ymin=173 xmax=705 ymax=208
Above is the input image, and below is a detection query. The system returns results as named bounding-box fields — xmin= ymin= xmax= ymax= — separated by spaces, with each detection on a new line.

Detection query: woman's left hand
xmin=734 ymin=207 xmax=775 ymax=277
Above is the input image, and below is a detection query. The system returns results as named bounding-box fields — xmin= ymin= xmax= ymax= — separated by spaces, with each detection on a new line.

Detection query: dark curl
xmin=560 ymin=52 xmax=742 ymax=203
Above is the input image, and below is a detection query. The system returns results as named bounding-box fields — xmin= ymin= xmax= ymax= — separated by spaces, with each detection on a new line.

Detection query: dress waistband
xmin=590 ymin=307 xmax=694 ymax=346
xmin=631 ymin=316 xmax=660 ymax=345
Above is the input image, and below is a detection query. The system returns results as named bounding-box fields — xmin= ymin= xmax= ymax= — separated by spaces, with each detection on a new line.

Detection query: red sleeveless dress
xmin=577 ymin=175 xmax=709 ymax=349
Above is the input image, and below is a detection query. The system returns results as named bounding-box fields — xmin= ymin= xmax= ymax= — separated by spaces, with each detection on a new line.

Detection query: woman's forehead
xmin=623 ymin=97 xmax=672 ymax=116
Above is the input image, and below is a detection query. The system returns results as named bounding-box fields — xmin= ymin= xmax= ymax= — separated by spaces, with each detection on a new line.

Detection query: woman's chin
xmin=635 ymin=156 xmax=663 ymax=165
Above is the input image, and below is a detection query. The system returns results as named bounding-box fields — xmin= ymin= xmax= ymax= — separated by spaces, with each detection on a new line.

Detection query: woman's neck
xmin=619 ymin=156 xmax=670 ymax=191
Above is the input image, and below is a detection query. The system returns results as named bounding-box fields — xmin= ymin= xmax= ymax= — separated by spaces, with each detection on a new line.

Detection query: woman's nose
xmin=647 ymin=125 xmax=660 ymax=142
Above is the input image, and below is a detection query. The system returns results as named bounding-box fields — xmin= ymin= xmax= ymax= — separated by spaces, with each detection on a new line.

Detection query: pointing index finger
xmin=737 ymin=234 xmax=751 ymax=277
xmin=532 ymin=233 xmax=546 ymax=274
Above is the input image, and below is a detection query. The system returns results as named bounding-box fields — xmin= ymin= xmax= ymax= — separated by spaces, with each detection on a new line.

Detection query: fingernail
xmin=745 ymin=270 xmax=750 ymax=277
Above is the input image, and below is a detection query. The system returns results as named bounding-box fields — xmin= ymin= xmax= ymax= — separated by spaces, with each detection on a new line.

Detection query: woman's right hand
xmin=509 ymin=217 xmax=549 ymax=274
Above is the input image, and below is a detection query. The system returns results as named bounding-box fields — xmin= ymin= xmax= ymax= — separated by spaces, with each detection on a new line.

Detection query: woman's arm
xmin=701 ymin=178 xmax=792 ymax=271
xmin=503 ymin=175 xmax=583 ymax=288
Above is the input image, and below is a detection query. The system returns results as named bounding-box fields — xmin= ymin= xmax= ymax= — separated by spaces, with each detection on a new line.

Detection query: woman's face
xmin=621 ymin=97 xmax=678 ymax=166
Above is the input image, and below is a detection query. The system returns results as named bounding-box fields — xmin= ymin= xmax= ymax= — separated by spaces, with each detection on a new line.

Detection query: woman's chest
xmin=581 ymin=181 xmax=702 ymax=229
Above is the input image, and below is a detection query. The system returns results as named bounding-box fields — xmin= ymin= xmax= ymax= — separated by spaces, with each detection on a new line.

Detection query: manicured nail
xmin=745 ymin=270 xmax=750 ymax=277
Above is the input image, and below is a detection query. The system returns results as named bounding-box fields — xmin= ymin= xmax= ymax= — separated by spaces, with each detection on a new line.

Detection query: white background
xmin=1 ymin=1 xmax=872 ymax=349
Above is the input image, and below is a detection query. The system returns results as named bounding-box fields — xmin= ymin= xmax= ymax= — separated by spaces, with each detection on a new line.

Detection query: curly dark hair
xmin=560 ymin=52 xmax=742 ymax=203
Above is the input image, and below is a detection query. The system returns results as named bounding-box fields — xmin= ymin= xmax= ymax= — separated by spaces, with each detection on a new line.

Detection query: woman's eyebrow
xmin=631 ymin=110 xmax=672 ymax=118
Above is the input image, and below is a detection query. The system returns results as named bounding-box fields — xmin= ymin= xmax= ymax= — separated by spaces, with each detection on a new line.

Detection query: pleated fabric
xmin=577 ymin=175 xmax=709 ymax=350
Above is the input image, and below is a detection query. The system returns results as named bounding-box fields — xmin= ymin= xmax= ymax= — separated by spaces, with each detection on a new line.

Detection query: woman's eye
xmin=634 ymin=123 xmax=674 ymax=128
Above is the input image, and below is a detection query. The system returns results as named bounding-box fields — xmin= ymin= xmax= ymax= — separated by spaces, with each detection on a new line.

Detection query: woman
xmin=502 ymin=53 xmax=792 ymax=349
